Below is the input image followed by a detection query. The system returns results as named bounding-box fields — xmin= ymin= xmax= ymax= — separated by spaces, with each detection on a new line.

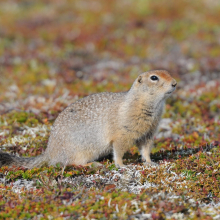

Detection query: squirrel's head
xmin=132 ymin=70 xmax=177 ymax=101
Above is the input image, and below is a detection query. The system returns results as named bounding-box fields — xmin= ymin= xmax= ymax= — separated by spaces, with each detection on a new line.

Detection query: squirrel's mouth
xmin=166 ymin=91 xmax=173 ymax=94
xmin=166 ymin=88 xmax=175 ymax=95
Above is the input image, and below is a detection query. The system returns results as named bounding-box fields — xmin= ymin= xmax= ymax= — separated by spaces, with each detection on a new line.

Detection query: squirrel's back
xmin=53 ymin=92 xmax=126 ymax=125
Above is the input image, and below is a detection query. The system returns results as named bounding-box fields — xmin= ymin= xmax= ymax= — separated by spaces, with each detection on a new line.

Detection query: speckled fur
xmin=0 ymin=70 xmax=176 ymax=168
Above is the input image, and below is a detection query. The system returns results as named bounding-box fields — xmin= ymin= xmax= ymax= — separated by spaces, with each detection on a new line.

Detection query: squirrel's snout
xmin=172 ymin=80 xmax=177 ymax=88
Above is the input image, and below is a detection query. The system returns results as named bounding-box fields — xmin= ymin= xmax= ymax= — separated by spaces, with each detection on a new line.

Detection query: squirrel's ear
xmin=138 ymin=76 xmax=142 ymax=83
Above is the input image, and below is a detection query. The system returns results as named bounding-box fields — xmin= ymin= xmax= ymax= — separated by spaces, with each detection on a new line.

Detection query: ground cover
xmin=0 ymin=0 xmax=220 ymax=219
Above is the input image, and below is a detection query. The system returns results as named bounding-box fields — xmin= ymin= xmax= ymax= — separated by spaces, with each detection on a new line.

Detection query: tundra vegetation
xmin=0 ymin=0 xmax=220 ymax=219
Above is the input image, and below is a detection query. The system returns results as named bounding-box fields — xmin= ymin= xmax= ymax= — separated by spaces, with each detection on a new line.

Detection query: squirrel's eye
xmin=150 ymin=75 xmax=159 ymax=81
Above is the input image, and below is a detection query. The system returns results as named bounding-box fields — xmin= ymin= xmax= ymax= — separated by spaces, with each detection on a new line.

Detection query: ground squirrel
xmin=0 ymin=70 xmax=177 ymax=168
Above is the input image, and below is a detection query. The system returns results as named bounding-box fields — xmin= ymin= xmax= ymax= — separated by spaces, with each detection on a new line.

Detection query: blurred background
xmin=1 ymin=0 xmax=220 ymax=99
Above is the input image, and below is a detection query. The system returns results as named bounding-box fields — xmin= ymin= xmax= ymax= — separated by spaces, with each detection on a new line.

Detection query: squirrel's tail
xmin=0 ymin=152 xmax=47 ymax=169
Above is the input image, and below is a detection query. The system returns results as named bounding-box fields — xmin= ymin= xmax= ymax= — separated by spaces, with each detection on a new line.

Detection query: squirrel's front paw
xmin=115 ymin=163 xmax=126 ymax=169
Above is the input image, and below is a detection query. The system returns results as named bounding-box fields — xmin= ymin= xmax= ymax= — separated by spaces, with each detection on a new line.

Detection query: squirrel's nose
xmin=172 ymin=80 xmax=177 ymax=88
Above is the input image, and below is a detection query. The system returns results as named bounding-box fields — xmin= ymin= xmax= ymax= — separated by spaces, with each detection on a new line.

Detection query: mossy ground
xmin=0 ymin=0 xmax=220 ymax=219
